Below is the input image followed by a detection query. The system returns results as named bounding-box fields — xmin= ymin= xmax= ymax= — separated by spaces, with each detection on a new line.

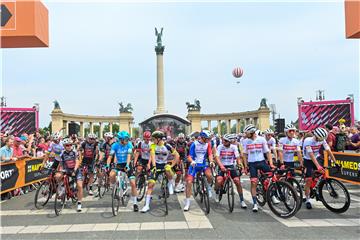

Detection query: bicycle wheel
xmin=226 ymin=179 xmax=234 ymax=213
xmin=267 ymin=181 xmax=299 ymax=218
xmin=98 ymin=173 xmax=107 ymax=198
xmin=287 ymin=178 xmax=303 ymax=211
xmin=54 ymin=184 xmax=66 ymax=216
xmin=319 ymin=178 xmax=350 ymax=213
xmin=34 ymin=180 xmax=52 ymax=209
xmin=256 ymin=181 xmax=266 ymax=207
xmin=136 ymin=174 xmax=146 ymax=202
xmin=161 ymin=177 xmax=169 ymax=215
xmin=201 ymin=176 xmax=210 ymax=214
xmin=111 ymin=185 xmax=120 ymax=216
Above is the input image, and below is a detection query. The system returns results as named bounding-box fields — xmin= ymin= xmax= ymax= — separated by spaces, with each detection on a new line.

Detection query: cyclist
xmin=107 ymin=131 xmax=139 ymax=212
xmin=174 ymin=133 xmax=188 ymax=193
xmin=43 ymin=133 xmax=63 ymax=169
xmin=278 ymin=124 xmax=304 ymax=175
xmin=242 ymin=124 xmax=274 ymax=212
xmin=303 ymin=127 xmax=336 ymax=209
xmin=97 ymin=132 xmax=114 ymax=194
xmin=264 ymin=129 xmax=278 ymax=165
xmin=78 ymin=133 xmax=99 ymax=196
xmin=140 ymin=131 xmax=179 ymax=213
xmin=134 ymin=131 xmax=152 ymax=176
xmin=215 ymin=133 xmax=247 ymax=209
xmin=52 ymin=138 xmax=82 ymax=211
xmin=183 ymin=130 xmax=215 ymax=211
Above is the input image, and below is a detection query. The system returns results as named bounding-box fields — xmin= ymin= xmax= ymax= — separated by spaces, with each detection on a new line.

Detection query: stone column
xmin=226 ymin=119 xmax=231 ymax=134
xmin=109 ymin=122 xmax=113 ymax=134
xmin=155 ymin=45 xmax=166 ymax=114
xmin=207 ymin=120 xmax=211 ymax=130
xmin=99 ymin=122 xmax=103 ymax=139
xmin=119 ymin=112 xmax=134 ymax=134
xmin=63 ymin=120 xmax=69 ymax=136
xmin=79 ymin=122 xmax=84 ymax=137
xmin=217 ymin=120 xmax=221 ymax=135
xmin=89 ymin=122 xmax=94 ymax=134
xmin=236 ymin=119 xmax=241 ymax=133
xmin=50 ymin=109 xmax=64 ymax=134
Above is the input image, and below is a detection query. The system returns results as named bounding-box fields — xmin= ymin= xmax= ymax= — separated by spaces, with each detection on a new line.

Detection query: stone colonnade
xmin=186 ymin=108 xmax=270 ymax=135
xmin=50 ymin=109 xmax=134 ymax=138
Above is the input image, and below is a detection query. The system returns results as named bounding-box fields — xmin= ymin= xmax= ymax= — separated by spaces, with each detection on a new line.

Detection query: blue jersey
xmin=189 ymin=141 xmax=212 ymax=166
xmin=110 ymin=142 xmax=133 ymax=164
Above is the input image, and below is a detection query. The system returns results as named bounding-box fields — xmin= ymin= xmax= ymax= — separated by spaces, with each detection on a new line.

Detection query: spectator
xmin=13 ymin=137 xmax=28 ymax=159
xmin=347 ymin=126 xmax=360 ymax=152
xmin=325 ymin=123 xmax=336 ymax=151
xmin=36 ymin=137 xmax=48 ymax=157
xmin=0 ymin=137 xmax=17 ymax=162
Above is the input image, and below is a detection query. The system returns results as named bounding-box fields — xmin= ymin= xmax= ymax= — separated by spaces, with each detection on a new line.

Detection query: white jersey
xmin=243 ymin=136 xmax=269 ymax=163
xmin=278 ymin=137 xmax=301 ymax=162
xmin=302 ymin=137 xmax=330 ymax=160
xmin=216 ymin=144 xmax=239 ymax=166
xmin=267 ymin=137 xmax=276 ymax=150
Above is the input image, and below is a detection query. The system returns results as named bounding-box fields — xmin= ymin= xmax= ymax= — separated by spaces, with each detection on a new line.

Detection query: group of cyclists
xmin=42 ymin=123 xmax=337 ymax=214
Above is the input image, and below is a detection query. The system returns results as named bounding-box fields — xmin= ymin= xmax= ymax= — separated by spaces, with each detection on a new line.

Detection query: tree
xmin=132 ymin=127 xmax=139 ymax=138
xmin=211 ymin=122 xmax=226 ymax=135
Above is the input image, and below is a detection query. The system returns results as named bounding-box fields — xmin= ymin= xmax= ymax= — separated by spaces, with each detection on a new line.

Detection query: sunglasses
xmin=65 ymin=144 xmax=72 ymax=147
xmin=288 ymin=130 xmax=295 ymax=133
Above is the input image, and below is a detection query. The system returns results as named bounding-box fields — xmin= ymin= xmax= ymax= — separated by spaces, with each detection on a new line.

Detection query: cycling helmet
xmin=87 ymin=133 xmax=97 ymax=139
xmin=117 ymin=131 xmax=130 ymax=140
xmin=313 ymin=128 xmax=328 ymax=141
xmin=284 ymin=124 xmax=297 ymax=132
xmin=104 ymin=132 xmax=113 ymax=138
xmin=244 ymin=124 xmax=257 ymax=133
xmin=152 ymin=131 xmax=165 ymax=139
xmin=52 ymin=133 xmax=61 ymax=141
xmin=178 ymin=133 xmax=185 ymax=138
xmin=223 ymin=133 xmax=237 ymax=141
xmin=143 ymin=131 xmax=151 ymax=139
xmin=199 ymin=130 xmax=211 ymax=139
xmin=264 ymin=129 xmax=274 ymax=135
xmin=62 ymin=138 xmax=72 ymax=145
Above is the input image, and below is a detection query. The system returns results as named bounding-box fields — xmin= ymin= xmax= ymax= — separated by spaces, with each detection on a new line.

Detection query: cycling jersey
xmin=188 ymin=140 xmax=212 ymax=166
xmin=243 ymin=136 xmax=269 ymax=163
xmin=302 ymin=137 xmax=330 ymax=160
xmin=80 ymin=141 xmax=97 ymax=163
xmin=150 ymin=143 xmax=176 ymax=164
xmin=47 ymin=142 xmax=64 ymax=161
xmin=175 ymin=140 xmax=187 ymax=159
xmin=136 ymin=141 xmax=151 ymax=160
xmin=60 ymin=150 xmax=77 ymax=170
xmin=216 ymin=144 xmax=239 ymax=166
xmin=100 ymin=141 xmax=113 ymax=161
xmin=110 ymin=142 xmax=133 ymax=164
xmin=278 ymin=137 xmax=301 ymax=162
xmin=267 ymin=137 xmax=276 ymax=150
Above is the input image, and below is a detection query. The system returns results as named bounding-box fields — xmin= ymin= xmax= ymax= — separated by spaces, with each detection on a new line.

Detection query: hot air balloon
xmin=232 ymin=67 xmax=243 ymax=78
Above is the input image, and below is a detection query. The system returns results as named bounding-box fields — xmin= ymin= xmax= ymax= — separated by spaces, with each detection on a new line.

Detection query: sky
xmin=1 ymin=0 xmax=359 ymax=128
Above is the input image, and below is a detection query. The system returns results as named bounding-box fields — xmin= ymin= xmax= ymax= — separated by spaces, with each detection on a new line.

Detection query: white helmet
xmin=244 ymin=124 xmax=257 ymax=133
xmin=62 ymin=138 xmax=72 ymax=145
xmin=313 ymin=128 xmax=328 ymax=141
xmin=87 ymin=133 xmax=97 ymax=139
xmin=52 ymin=133 xmax=61 ymax=141
xmin=178 ymin=133 xmax=185 ymax=138
xmin=104 ymin=132 xmax=113 ymax=138
xmin=223 ymin=133 xmax=237 ymax=142
xmin=255 ymin=129 xmax=262 ymax=136
xmin=285 ymin=124 xmax=297 ymax=132
xmin=264 ymin=128 xmax=274 ymax=135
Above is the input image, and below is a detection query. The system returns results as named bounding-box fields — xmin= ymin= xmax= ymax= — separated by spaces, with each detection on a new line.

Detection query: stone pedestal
xmin=187 ymin=110 xmax=201 ymax=132
xmin=257 ymin=107 xmax=271 ymax=131
xmin=50 ymin=109 xmax=64 ymax=134
xmin=119 ymin=112 xmax=134 ymax=134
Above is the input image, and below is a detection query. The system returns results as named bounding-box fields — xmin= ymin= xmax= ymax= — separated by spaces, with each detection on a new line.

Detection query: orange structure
xmin=345 ymin=0 xmax=360 ymax=39
xmin=0 ymin=0 xmax=49 ymax=48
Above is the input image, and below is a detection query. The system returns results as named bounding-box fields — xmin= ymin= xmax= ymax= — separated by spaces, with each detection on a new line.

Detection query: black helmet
xmin=152 ymin=131 xmax=165 ymax=139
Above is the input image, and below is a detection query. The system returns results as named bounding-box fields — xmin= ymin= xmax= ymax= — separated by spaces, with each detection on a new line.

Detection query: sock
xmin=133 ymin=196 xmax=137 ymax=205
xmin=170 ymin=179 xmax=175 ymax=185
xmin=145 ymin=195 xmax=151 ymax=207
xmin=185 ymin=198 xmax=190 ymax=206
xmin=252 ymin=196 xmax=257 ymax=205
xmin=239 ymin=193 xmax=244 ymax=202
xmin=306 ymin=196 xmax=310 ymax=203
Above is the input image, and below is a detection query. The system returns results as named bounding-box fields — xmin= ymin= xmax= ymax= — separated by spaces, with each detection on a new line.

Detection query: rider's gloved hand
xmin=317 ymin=165 xmax=325 ymax=172
xmin=220 ymin=166 xmax=226 ymax=172
xmin=209 ymin=162 xmax=215 ymax=168
xmin=125 ymin=163 xmax=130 ymax=171
xmin=190 ymin=161 xmax=196 ymax=167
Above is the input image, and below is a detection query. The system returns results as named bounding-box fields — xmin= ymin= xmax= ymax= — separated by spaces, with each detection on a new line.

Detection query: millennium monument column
xmin=154 ymin=27 xmax=166 ymax=114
